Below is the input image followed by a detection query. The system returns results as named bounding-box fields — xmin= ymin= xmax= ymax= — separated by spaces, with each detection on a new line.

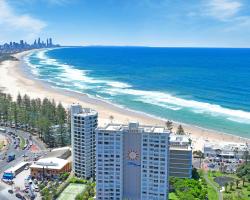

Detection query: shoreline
xmin=0 ymin=49 xmax=249 ymax=150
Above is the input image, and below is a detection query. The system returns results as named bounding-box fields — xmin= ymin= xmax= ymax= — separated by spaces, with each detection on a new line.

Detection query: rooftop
xmin=169 ymin=134 xmax=190 ymax=143
xmin=30 ymin=157 xmax=69 ymax=170
xmin=204 ymin=142 xmax=249 ymax=152
xmin=97 ymin=122 xmax=170 ymax=134
xmin=169 ymin=134 xmax=192 ymax=151
xmin=71 ymin=105 xmax=98 ymax=117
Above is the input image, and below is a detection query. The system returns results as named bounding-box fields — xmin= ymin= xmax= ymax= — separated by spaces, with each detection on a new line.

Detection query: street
xmin=0 ymin=126 xmax=47 ymax=174
xmin=0 ymin=126 xmax=47 ymax=199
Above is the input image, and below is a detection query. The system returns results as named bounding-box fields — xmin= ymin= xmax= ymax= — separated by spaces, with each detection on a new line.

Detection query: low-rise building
xmin=30 ymin=157 xmax=71 ymax=179
xmin=169 ymin=134 xmax=192 ymax=178
xmin=204 ymin=142 xmax=249 ymax=159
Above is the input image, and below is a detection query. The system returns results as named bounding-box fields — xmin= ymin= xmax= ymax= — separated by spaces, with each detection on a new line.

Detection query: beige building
xmin=30 ymin=157 xmax=71 ymax=178
xmin=169 ymin=134 xmax=192 ymax=178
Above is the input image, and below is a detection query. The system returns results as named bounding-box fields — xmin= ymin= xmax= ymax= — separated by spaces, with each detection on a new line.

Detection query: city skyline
xmin=1 ymin=0 xmax=250 ymax=47
xmin=0 ymin=37 xmax=58 ymax=53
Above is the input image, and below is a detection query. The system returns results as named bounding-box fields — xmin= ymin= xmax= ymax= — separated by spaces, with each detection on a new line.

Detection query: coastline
xmin=0 ymin=50 xmax=249 ymax=150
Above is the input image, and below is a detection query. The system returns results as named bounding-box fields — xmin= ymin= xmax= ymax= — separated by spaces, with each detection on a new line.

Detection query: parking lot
xmin=1 ymin=162 xmax=41 ymax=200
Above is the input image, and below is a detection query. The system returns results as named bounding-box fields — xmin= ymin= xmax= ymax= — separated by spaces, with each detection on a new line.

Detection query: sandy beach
xmin=0 ymin=50 xmax=249 ymax=151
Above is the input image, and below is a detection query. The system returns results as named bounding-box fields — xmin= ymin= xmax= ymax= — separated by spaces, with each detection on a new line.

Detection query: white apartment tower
xmin=71 ymin=104 xmax=98 ymax=179
xmin=96 ymin=122 xmax=170 ymax=200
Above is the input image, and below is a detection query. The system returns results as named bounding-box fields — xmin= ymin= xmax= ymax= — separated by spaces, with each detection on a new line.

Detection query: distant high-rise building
xmin=169 ymin=134 xmax=192 ymax=178
xmin=38 ymin=37 xmax=41 ymax=45
xmin=71 ymin=105 xmax=98 ymax=179
xmin=20 ymin=40 xmax=24 ymax=47
xmin=96 ymin=122 xmax=170 ymax=200
xmin=49 ymin=38 xmax=52 ymax=46
xmin=46 ymin=39 xmax=49 ymax=47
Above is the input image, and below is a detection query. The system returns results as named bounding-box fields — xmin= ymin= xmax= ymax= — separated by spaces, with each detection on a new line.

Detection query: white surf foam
xmin=29 ymin=49 xmax=250 ymax=125
xmin=105 ymin=87 xmax=250 ymax=124
xmin=106 ymin=81 xmax=132 ymax=88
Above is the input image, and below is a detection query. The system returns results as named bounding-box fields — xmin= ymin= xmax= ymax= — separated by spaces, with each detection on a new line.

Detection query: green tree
xmin=165 ymin=120 xmax=173 ymax=131
xmin=236 ymin=179 xmax=240 ymax=189
xmin=229 ymin=182 xmax=234 ymax=191
xmin=56 ymin=102 xmax=67 ymax=146
xmin=176 ymin=125 xmax=185 ymax=135
xmin=109 ymin=115 xmax=114 ymax=123
xmin=233 ymin=147 xmax=239 ymax=159
xmin=225 ymin=182 xmax=229 ymax=193
xmin=193 ymin=150 xmax=204 ymax=168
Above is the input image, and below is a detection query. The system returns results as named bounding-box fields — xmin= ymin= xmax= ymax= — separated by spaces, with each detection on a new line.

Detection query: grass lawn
xmin=19 ymin=136 xmax=25 ymax=149
xmin=207 ymin=170 xmax=250 ymax=199
xmin=169 ymin=192 xmax=179 ymax=200
xmin=0 ymin=141 xmax=4 ymax=150
xmin=207 ymin=183 xmax=219 ymax=200
xmin=223 ymin=181 xmax=250 ymax=200
xmin=57 ymin=183 xmax=86 ymax=200
xmin=207 ymin=171 xmax=223 ymax=188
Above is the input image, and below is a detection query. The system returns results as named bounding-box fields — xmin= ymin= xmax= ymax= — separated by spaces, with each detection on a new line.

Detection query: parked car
xmin=15 ymin=193 xmax=25 ymax=199
xmin=8 ymin=189 xmax=13 ymax=194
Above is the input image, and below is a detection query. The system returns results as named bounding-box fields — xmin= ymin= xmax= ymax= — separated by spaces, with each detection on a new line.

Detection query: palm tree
xmin=242 ymin=177 xmax=245 ymax=187
xmin=193 ymin=150 xmax=204 ymax=168
xmin=165 ymin=120 xmax=173 ymax=131
xmin=229 ymin=182 xmax=234 ymax=191
xmin=236 ymin=179 xmax=240 ymax=189
xmin=243 ymin=150 xmax=249 ymax=164
xmin=109 ymin=115 xmax=114 ymax=124
xmin=176 ymin=125 xmax=185 ymax=135
xmin=233 ymin=147 xmax=238 ymax=159
xmin=225 ymin=182 xmax=229 ymax=193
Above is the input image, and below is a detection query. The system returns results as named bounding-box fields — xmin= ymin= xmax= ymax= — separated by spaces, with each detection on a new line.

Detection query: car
xmin=8 ymin=189 xmax=13 ymax=194
xmin=24 ymin=166 xmax=29 ymax=170
xmin=15 ymin=193 xmax=24 ymax=199
xmin=34 ymin=186 xmax=39 ymax=192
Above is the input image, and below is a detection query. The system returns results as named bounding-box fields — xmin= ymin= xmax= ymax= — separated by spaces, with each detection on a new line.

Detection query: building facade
xmin=169 ymin=134 xmax=192 ymax=178
xmin=71 ymin=104 xmax=98 ymax=179
xmin=96 ymin=122 xmax=170 ymax=200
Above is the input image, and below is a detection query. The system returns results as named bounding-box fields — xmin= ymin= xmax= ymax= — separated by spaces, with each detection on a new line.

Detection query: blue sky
xmin=1 ymin=0 xmax=250 ymax=47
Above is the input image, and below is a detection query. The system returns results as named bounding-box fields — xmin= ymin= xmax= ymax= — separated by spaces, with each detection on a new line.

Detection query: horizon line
xmin=60 ymin=45 xmax=250 ymax=49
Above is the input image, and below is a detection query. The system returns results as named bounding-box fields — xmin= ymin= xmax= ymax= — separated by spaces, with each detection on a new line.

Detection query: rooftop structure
xmin=45 ymin=146 xmax=71 ymax=160
xmin=102 ymin=122 xmax=167 ymax=133
xmin=31 ymin=158 xmax=68 ymax=170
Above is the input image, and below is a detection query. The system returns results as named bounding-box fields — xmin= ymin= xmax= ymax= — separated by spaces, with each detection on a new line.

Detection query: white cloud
xmin=0 ymin=0 xmax=46 ymax=39
xmin=205 ymin=0 xmax=242 ymax=21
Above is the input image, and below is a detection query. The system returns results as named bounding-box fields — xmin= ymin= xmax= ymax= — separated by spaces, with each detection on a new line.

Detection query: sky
xmin=1 ymin=0 xmax=250 ymax=47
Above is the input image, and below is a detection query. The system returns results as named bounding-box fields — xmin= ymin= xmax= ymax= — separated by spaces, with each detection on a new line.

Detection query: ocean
xmin=25 ymin=47 xmax=250 ymax=138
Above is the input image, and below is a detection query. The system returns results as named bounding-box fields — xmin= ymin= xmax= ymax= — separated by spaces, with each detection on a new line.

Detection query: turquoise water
xmin=25 ymin=47 xmax=250 ymax=138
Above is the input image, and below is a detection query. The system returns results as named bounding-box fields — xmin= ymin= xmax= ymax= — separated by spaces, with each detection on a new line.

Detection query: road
xmin=0 ymin=126 xmax=48 ymax=199
xmin=0 ymin=126 xmax=47 ymax=174
xmin=204 ymin=171 xmax=223 ymax=200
